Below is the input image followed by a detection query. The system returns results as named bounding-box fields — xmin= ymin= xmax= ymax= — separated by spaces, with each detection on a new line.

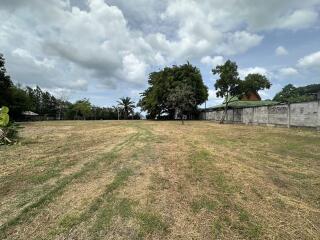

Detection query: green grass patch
xmin=211 ymin=219 xmax=222 ymax=239
xmin=190 ymin=196 xmax=218 ymax=213
xmin=50 ymin=168 xmax=134 ymax=238
xmin=29 ymin=168 xmax=61 ymax=184
xmin=149 ymin=173 xmax=170 ymax=191
xmin=137 ymin=212 xmax=169 ymax=236
xmin=90 ymin=197 xmax=136 ymax=239
xmin=58 ymin=213 xmax=82 ymax=229
xmin=0 ymin=149 xmax=121 ymax=238
xmin=232 ymin=208 xmax=262 ymax=239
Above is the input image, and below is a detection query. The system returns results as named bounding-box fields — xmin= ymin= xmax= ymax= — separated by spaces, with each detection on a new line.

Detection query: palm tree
xmin=117 ymin=97 xmax=135 ymax=119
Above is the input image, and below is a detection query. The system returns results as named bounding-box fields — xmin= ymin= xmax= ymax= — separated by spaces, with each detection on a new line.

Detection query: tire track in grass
xmin=0 ymin=131 xmax=140 ymax=239
xmin=55 ymin=123 xmax=161 ymax=240
xmin=50 ymin=168 xmax=134 ymax=239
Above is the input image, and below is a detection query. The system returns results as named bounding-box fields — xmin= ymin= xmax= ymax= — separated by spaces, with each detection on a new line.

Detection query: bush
xmin=0 ymin=122 xmax=21 ymax=145
xmin=0 ymin=106 xmax=21 ymax=145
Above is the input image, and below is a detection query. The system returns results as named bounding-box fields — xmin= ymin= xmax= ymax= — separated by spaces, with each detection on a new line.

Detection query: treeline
xmin=273 ymin=84 xmax=320 ymax=103
xmin=0 ymin=54 xmax=140 ymax=121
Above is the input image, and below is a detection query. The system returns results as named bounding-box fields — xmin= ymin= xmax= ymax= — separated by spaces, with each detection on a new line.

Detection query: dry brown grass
xmin=0 ymin=120 xmax=319 ymax=239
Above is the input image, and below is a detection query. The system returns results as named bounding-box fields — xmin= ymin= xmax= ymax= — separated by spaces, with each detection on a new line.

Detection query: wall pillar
xmin=252 ymin=107 xmax=254 ymax=124
xmin=287 ymin=103 xmax=291 ymax=128
xmin=232 ymin=109 xmax=235 ymax=123
xmin=317 ymin=100 xmax=320 ymax=131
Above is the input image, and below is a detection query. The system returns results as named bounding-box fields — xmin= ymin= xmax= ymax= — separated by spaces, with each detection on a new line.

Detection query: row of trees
xmin=0 ymin=54 xmax=140 ymax=121
xmin=66 ymin=97 xmax=140 ymax=120
xmin=273 ymin=83 xmax=320 ymax=103
xmin=3 ymin=50 xmax=318 ymax=124
xmin=139 ymin=60 xmax=271 ymax=123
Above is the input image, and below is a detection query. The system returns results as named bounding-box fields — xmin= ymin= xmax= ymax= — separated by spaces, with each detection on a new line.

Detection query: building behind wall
xmin=201 ymin=91 xmax=320 ymax=129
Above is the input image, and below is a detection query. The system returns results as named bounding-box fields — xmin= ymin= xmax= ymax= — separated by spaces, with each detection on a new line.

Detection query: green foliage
xmin=0 ymin=106 xmax=18 ymax=145
xmin=139 ymin=62 xmax=208 ymax=119
xmin=212 ymin=60 xmax=241 ymax=123
xmin=0 ymin=53 xmax=128 ymax=121
xmin=72 ymin=98 xmax=92 ymax=120
xmin=117 ymin=97 xmax=135 ymax=119
xmin=241 ymin=73 xmax=271 ymax=95
xmin=0 ymin=106 xmax=10 ymax=127
xmin=90 ymin=106 xmax=119 ymax=120
xmin=167 ymin=83 xmax=196 ymax=123
xmin=273 ymin=83 xmax=319 ymax=103
xmin=0 ymin=54 xmax=64 ymax=120
xmin=212 ymin=60 xmax=271 ymax=123
xmin=0 ymin=122 xmax=21 ymax=145
xmin=0 ymin=54 xmax=13 ymax=107
xmin=213 ymin=60 xmax=241 ymax=100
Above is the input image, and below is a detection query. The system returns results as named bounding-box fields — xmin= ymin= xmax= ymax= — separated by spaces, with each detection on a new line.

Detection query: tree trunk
xmin=180 ymin=111 xmax=184 ymax=125
xmin=220 ymin=103 xmax=228 ymax=124
xmin=220 ymin=93 xmax=229 ymax=124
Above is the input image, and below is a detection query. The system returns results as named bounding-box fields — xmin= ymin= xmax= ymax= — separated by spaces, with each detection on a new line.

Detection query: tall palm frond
xmin=117 ymin=97 xmax=135 ymax=119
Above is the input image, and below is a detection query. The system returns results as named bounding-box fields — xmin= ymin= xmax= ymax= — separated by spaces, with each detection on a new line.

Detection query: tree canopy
xmin=273 ymin=84 xmax=320 ymax=103
xmin=167 ymin=83 xmax=196 ymax=124
xmin=241 ymin=73 xmax=271 ymax=94
xmin=212 ymin=60 xmax=271 ymax=123
xmin=0 ymin=54 xmax=13 ymax=108
xmin=139 ymin=62 xmax=208 ymax=119
xmin=72 ymin=99 xmax=92 ymax=120
xmin=213 ymin=60 xmax=241 ymax=102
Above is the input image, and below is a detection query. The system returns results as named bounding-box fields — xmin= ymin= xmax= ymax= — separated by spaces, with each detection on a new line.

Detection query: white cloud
xmin=236 ymin=2 xmax=320 ymax=31
xmin=275 ymin=46 xmax=288 ymax=56
xmin=276 ymin=9 xmax=318 ymax=30
xmin=201 ymin=56 xmax=224 ymax=68
xmin=278 ymin=67 xmax=299 ymax=76
xmin=298 ymin=51 xmax=320 ymax=68
xmin=68 ymin=79 xmax=88 ymax=90
xmin=204 ymin=89 xmax=223 ymax=107
xmin=239 ymin=67 xmax=269 ymax=79
xmin=121 ymin=54 xmax=148 ymax=83
xmin=0 ymin=0 xmax=158 ymax=91
xmin=217 ymin=31 xmax=263 ymax=55
xmin=208 ymin=89 xmax=218 ymax=100
xmin=12 ymin=48 xmax=55 ymax=69
xmin=1 ymin=0 xmax=320 ymax=103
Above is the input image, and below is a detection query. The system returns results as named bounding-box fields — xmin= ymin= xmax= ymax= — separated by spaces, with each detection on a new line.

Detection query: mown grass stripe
xmin=0 ymin=132 xmax=138 ymax=238
xmin=50 ymin=168 xmax=134 ymax=238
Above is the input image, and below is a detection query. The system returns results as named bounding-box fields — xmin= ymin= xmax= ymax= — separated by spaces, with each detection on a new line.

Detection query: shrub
xmin=0 ymin=106 xmax=21 ymax=145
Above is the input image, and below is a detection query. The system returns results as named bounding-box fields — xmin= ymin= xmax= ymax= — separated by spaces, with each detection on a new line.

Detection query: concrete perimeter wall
xmin=201 ymin=101 xmax=320 ymax=129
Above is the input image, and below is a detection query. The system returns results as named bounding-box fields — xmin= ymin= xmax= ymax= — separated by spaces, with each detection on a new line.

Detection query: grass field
xmin=0 ymin=121 xmax=320 ymax=239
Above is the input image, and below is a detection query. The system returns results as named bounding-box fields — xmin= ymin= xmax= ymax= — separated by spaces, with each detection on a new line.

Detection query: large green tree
xmin=212 ymin=60 xmax=241 ymax=123
xmin=213 ymin=61 xmax=271 ymax=123
xmin=167 ymin=83 xmax=196 ymax=124
xmin=139 ymin=62 xmax=208 ymax=119
xmin=73 ymin=99 xmax=92 ymax=120
xmin=241 ymin=73 xmax=271 ymax=96
xmin=0 ymin=54 xmax=13 ymax=107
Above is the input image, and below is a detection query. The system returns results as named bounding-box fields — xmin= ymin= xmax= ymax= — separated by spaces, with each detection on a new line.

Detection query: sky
xmin=1 ymin=0 xmax=320 ymax=108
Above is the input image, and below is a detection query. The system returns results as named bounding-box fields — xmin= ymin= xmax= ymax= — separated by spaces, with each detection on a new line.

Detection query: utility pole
xmin=205 ymin=101 xmax=207 ymax=120
xmin=117 ymin=107 xmax=120 ymax=120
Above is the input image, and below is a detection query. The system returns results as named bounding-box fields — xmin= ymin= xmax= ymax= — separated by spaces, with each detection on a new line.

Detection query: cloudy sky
xmin=1 ymin=0 xmax=320 ymax=108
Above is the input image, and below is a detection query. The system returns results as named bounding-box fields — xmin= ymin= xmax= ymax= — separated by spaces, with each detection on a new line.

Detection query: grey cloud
xmin=1 ymin=0 xmax=319 ymax=97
